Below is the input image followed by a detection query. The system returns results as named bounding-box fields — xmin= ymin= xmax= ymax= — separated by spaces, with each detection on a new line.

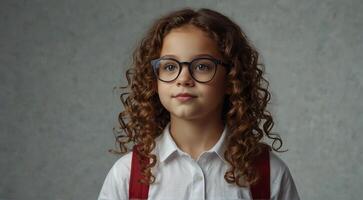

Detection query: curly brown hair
xmin=110 ymin=7 xmax=286 ymax=188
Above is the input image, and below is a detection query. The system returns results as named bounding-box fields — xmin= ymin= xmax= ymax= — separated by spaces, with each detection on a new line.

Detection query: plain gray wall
xmin=1 ymin=0 xmax=362 ymax=199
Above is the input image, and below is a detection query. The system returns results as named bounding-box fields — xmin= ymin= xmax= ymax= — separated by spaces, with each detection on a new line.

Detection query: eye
xmin=162 ymin=64 xmax=177 ymax=71
xmin=192 ymin=59 xmax=214 ymax=72
xmin=195 ymin=64 xmax=210 ymax=71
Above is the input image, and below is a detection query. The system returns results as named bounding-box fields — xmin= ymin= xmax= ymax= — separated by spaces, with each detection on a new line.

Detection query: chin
xmin=171 ymin=111 xmax=203 ymax=121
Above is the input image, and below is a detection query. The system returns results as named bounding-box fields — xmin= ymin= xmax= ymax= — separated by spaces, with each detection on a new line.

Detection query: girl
xmin=98 ymin=7 xmax=300 ymax=200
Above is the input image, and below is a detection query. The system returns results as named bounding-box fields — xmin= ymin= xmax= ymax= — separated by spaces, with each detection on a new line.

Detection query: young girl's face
xmin=156 ymin=24 xmax=229 ymax=121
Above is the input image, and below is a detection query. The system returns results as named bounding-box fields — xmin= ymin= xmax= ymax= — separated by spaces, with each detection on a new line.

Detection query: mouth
xmin=172 ymin=93 xmax=197 ymax=98
xmin=172 ymin=93 xmax=197 ymax=102
xmin=173 ymin=96 xmax=196 ymax=102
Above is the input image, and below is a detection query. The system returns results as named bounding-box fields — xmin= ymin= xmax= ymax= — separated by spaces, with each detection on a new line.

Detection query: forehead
xmin=160 ymin=25 xmax=222 ymax=60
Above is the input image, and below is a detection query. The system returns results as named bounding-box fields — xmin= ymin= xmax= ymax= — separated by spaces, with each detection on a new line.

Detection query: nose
xmin=176 ymin=64 xmax=195 ymax=86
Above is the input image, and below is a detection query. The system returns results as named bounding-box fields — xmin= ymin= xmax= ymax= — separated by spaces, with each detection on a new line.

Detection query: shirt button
xmin=195 ymin=175 xmax=203 ymax=181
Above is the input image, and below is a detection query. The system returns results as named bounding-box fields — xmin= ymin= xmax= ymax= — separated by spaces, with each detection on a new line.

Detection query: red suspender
xmin=250 ymin=146 xmax=271 ymax=199
xmin=129 ymin=145 xmax=149 ymax=200
xmin=129 ymin=144 xmax=270 ymax=200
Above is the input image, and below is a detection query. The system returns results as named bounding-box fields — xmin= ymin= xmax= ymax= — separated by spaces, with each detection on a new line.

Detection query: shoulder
xmin=112 ymin=151 xmax=133 ymax=175
xmin=98 ymin=151 xmax=133 ymax=200
xmin=107 ymin=151 xmax=133 ymax=187
xmin=269 ymin=151 xmax=301 ymax=200
xmin=269 ymin=151 xmax=290 ymax=184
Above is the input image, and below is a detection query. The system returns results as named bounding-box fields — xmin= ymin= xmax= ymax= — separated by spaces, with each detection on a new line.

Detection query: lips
xmin=173 ymin=93 xmax=196 ymax=98
xmin=173 ymin=93 xmax=196 ymax=102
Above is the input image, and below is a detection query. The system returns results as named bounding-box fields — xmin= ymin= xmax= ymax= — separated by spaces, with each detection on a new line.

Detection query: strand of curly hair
xmin=110 ymin=7 xmax=286 ymax=188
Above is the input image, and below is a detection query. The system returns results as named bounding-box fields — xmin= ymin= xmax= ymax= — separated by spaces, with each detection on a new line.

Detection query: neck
xmin=169 ymin=115 xmax=224 ymax=160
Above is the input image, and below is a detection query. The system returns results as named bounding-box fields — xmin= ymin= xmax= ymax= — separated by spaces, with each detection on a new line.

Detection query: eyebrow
xmin=160 ymin=54 xmax=215 ymax=60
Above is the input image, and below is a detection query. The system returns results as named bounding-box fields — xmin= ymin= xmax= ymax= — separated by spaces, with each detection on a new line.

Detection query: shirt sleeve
xmin=273 ymin=164 xmax=300 ymax=200
xmin=97 ymin=154 xmax=131 ymax=200
xmin=269 ymin=151 xmax=300 ymax=200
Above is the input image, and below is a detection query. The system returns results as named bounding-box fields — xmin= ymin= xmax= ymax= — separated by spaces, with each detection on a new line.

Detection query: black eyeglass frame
xmin=150 ymin=57 xmax=231 ymax=83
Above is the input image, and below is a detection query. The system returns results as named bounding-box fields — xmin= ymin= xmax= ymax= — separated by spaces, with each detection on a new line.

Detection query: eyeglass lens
xmin=155 ymin=58 xmax=216 ymax=82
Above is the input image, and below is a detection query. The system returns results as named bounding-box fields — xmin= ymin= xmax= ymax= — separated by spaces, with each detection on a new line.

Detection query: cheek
xmin=206 ymin=87 xmax=226 ymax=103
xmin=207 ymin=81 xmax=228 ymax=106
xmin=207 ymin=75 xmax=227 ymax=97
xmin=156 ymin=82 xmax=170 ymax=106
xmin=157 ymin=81 xmax=166 ymax=96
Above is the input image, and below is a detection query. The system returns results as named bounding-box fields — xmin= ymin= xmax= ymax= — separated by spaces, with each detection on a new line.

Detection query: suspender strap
xmin=250 ymin=146 xmax=271 ymax=199
xmin=129 ymin=144 xmax=149 ymax=200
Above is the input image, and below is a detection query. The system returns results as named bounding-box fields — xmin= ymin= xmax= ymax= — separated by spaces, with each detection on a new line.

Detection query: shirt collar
xmin=154 ymin=122 xmax=229 ymax=164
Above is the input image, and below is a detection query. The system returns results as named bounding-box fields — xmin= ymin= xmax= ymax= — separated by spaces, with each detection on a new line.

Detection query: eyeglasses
xmin=150 ymin=57 xmax=230 ymax=83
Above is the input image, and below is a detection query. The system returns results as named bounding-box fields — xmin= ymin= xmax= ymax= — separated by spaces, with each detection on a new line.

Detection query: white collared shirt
xmin=98 ymin=122 xmax=300 ymax=200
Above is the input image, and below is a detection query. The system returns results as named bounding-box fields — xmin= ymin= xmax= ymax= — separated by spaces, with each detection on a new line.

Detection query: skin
xmin=156 ymin=24 xmax=231 ymax=160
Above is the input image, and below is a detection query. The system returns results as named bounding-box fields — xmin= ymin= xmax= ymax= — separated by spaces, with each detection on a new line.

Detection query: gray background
xmin=1 ymin=0 xmax=362 ymax=199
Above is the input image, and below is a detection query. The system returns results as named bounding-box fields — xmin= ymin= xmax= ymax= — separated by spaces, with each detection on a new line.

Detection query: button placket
xmin=190 ymin=159 xmax=206 ymax=200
